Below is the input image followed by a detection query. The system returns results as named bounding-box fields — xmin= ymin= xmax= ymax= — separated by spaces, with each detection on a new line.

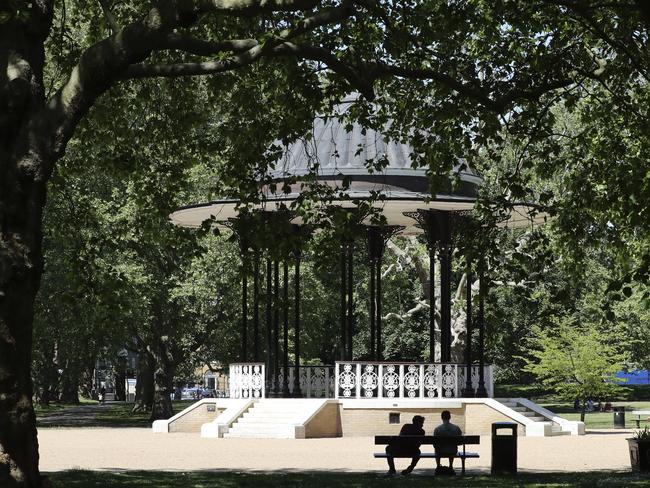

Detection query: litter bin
xmin=614 ymin=407 xmax=626 ymax=429
xmin=491 ymin=422 xmax=517 ymax=474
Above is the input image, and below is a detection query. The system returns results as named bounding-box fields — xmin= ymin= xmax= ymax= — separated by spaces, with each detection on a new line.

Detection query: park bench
xmin=374 ymin=435 xmax=480 ymax=475
xmin=631 ymin=410 xmax=650 ymax=428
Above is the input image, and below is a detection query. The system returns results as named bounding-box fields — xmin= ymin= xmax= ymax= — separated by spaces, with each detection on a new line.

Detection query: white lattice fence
xmin=276 ymin=366 xmax=335 ymax=397
xmin=229 ymin=363 xmax=265 ymax=399
xmin=334 ymin=362 xmax=493 ymax=399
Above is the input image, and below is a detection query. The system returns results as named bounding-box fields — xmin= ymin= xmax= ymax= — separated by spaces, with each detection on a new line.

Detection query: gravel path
xmin=38 ymin=428 xmax=633 ymax=474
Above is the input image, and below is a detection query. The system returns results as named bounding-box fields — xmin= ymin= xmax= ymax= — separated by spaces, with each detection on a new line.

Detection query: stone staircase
xmin=224 ymin=399 xmax=324 ymax=438
xmin=497 ymin=398 xmax=570 ymax=436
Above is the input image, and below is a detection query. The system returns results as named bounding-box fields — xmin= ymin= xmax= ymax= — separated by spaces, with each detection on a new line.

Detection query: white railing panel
xmin=229 ymin=362 xmax=493 ymax=400
xmin=229 ymin=363 xmax=265 ymax=399
xmin=333 ymin=362 xmax=494 ymax=400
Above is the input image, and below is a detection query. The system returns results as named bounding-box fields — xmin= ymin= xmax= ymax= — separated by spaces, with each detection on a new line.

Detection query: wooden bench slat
xmin=375 ymin=435 xmax=480 ymax=445
xmin=374 ymin=452 xmax=480 ymax=458
xmin=373 ymin=434 xmax=480 ymax=476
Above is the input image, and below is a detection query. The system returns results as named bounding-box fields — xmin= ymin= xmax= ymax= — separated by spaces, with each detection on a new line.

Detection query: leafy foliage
xmin=522 ymin=318 xmax=628 ymax=406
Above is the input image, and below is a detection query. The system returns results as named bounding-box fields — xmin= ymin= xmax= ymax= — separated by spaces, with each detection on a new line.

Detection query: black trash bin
xmin=491 ymin=422 xmax=517 ymax=474
xmin=614 ymin=407 xmax=626 ymax=429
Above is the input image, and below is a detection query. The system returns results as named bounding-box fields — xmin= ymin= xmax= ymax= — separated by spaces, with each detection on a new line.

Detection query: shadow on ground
xmin=45 ymin=470 xmax=650 ymax=487
xmin=37 ymin=403 xmax=150 ymax=428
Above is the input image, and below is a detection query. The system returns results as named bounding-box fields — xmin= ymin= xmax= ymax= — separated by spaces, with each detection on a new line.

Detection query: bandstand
xmin=162 ymin=98 xmax=583 ymax=438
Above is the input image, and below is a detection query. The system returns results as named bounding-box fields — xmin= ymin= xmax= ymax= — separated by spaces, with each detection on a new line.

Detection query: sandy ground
xmin=38 ymin=428 xmax=633 ymax=474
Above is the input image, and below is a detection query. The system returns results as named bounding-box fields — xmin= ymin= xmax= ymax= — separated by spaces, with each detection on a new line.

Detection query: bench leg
xmin=636 ymin=420 xmax=641 ymax=429
xmin=461 ymin=457 xmax=465 ymax=476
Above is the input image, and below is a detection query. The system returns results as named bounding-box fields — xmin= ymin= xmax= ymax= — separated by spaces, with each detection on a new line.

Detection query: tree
xmin=5 ymin=1 xmax=650 ymax=486
xmin=523 ymin=319 xmax=628 ymax=422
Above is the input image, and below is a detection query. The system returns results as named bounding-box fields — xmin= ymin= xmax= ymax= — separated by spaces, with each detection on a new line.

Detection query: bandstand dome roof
xmin=170 ymin=97 xmax=548 ymax=234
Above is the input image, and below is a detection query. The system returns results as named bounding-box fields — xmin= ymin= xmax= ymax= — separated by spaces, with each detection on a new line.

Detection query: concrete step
xmin=246 ymin=404 xmax=308 ymax=411
xmin=228 ymin=424 xmax=294 ymax=434
xmin=547 ymin=430 xmax=571 ymax=436
xmin=229 ymin=428 xmax=293 ymax=435
xmin=252 ymin=400 xmax=321 ymax=404
xmin=242 ymin=411 xmax=299 ymax=419
xmin=529 ymin=416 xmax=547 ymax=422
xmin=237 ymin=416 xmax=298 ymax=424
xmin=499 ymin=402 xmax=518 ymax=408
xmin=228 ymin=422 xmax=293 ymax=432
xmin=248 ymin=403 xmax=313 ymax=409
xmin=224 ymin=431 xmax=294 ymax=439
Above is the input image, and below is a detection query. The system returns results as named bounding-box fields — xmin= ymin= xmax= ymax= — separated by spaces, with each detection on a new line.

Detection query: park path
xmin=37 ymin=402 xmax=122 ymax=427
xmin=38 ymin=428 xmax=634 ymax=473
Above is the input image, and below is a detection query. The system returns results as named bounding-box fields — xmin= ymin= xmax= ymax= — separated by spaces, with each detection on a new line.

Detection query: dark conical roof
xmin=170 ymin=95 xmax=547 ymax=232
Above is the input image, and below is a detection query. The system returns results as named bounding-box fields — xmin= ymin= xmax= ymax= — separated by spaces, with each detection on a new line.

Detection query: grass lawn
xmin=94 ymin=401 xmax=192 ymax=427
xmin=541 ymin=401 xmax=650 ymax=429
xmin=36 ymin=400 xmax=192 ymax=427
xmin=34 ymin=398 xmax=97 ymax=416
xmin=46 ymin=470 xmax=650 ymax=487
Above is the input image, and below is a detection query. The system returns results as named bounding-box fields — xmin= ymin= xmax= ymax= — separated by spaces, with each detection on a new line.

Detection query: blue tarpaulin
xmin=616 ymin=370 xmax=650 ymax=385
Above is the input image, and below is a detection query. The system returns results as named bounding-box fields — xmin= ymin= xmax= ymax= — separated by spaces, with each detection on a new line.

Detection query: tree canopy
xmin=4 ymin=1 xmax=650 ymax=487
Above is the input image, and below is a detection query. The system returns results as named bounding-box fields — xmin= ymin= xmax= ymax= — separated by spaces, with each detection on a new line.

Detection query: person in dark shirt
xmin=385 ymin=415 xmax=426 ymax=476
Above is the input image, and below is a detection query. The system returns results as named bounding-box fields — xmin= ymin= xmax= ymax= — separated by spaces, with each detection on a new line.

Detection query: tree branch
xmin=195 ymin=0 xmax=321 ymax=16
xmin=368 ymin=61 xmax=575 ymax=112
xmin=122 ymin=44 xmax=265 ymax=78
xmin=124 ymin=40 xmax=375 ymax=99
xmin=98 ymin=0 xmax=120 ymax=33
xmin=161 ymin=33 xmax=257 ymax=56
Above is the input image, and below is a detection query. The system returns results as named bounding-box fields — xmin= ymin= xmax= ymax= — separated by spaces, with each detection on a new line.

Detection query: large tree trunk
xmin=115 ymin=357 xmax=126 ymax=402
xmin=132 ymin=352 xmax=154 ymax=413
xmin=0 ymin=166 xmax=48 ymax=486
xmin=58 ymin=370 xmax=80 ymax=405
xmin=150 ymin=353 xmax=175 ymax=421
xmin=0 ymin=8 xmax=55 ymax=484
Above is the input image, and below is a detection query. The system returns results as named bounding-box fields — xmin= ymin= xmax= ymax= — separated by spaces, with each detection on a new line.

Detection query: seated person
xmin=433 ymin=410 xmax=462 ymax=475
xmin=385 ymin=415 xmax=425 ymax=476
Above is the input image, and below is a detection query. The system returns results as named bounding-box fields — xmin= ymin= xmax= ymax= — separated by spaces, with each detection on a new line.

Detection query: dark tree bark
xmin=150 ymin=342 xmax=175 ymax=421
xmin=0 ymin=7 xmax=54 ymax=483
xmin=132 ymin=352 xmax=154 ymax=413
xmin=58 ymin=371 xmax=80 ymax=405
xmin=114 ymin=357 xmax=126 ymax=402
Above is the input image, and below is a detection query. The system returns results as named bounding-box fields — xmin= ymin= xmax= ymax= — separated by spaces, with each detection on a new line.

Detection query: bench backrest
xmin=374 ymin=435 xmax=480 ymax=447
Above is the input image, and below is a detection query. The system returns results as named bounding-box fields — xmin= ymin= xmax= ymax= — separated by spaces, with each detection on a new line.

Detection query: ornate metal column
xmin=282 ymin=261 xmax=290 ymax=396
xmin=462 ymin=257 xmax=474 ymax=397
xmin=223 ymin=218 xmax=252 ymax=362
xmin=265 ymin=258 xmax=273 ymax=392
xmin=367 ymin=226 xmax=403 ymax=361
xmin=253 ymin=250 xmax=260 ymax=361
xmin=293 ymin=248 xmax=302 ymax=397
xmin=241 ymin=247 xmax=249 ymax=362
xmin=340 ymin=243 xmax=348 ymax=360
xmin=375 ymin=256 xmax=382 ymax=361
xmin=369 ymin=243 xmax=376 ymax=359
xmin=404 ymin=210 xmax=438 ymax=362
xmin=346 ymin=240 xmax=354 ymax=360
xmin=438 ymin=213 xmax=453 ymax=364
xmin=273 ymin=259 xmax=280 ymax=395
xmin=476 ymin=264 xmax=488 ymax=397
